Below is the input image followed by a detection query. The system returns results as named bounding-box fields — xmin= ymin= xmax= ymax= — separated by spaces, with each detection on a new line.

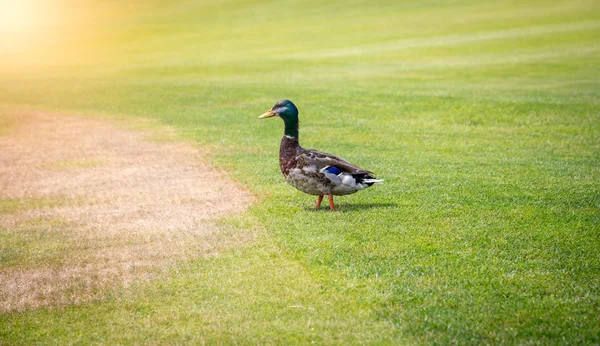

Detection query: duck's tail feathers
xmin=354 ymin=173 xmax=383 ymax=186
xmin=362 ymin=178 xmax=384 ymax=184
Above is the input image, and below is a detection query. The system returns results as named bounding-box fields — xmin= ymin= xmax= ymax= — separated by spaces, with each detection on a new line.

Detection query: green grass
xmin=1 ymin=0 xmax=599 ymax=343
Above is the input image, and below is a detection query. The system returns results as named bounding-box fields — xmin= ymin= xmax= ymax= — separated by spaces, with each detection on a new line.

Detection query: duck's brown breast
xmin=279 ymin=136 xmax=299 ymax=177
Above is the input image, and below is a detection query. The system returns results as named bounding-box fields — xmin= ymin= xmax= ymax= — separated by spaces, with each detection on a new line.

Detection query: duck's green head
xmin=259 ymin=99 xmax=299 ymax=138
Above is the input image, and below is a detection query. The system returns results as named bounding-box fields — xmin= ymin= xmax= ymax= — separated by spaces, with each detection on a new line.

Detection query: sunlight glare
xmin=0 ymin=0 xmax=59 ymax=56
xmin=0 ymin=0 xmax=40 ymax=34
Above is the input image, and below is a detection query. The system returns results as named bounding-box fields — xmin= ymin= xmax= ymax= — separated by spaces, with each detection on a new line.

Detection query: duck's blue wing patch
xmin=325 ymin=166 xmax=342 ymax=175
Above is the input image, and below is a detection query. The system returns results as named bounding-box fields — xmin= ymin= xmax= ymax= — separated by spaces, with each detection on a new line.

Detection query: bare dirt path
xmin=0 ymin=111 xmax=254 ymax=312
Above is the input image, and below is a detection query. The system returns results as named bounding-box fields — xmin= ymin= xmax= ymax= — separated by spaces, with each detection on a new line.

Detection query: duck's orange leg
xmin=327 ymin=194 xmax=335 ymax=210
xmin=316 ymin=194 xmax=324 ymax=209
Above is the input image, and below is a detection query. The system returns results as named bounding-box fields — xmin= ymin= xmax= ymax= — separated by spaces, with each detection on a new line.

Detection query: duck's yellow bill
xmin=258 ymin=110 xmax=276 ymax=119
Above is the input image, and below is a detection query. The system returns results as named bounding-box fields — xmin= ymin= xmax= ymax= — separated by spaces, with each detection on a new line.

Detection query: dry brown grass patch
xmin=0 ymin=111 xmax=254 ymax=312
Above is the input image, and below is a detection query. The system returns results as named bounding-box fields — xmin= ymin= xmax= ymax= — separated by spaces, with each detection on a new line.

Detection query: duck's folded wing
xmin=300 ymin=148 xmax=373 ymax=175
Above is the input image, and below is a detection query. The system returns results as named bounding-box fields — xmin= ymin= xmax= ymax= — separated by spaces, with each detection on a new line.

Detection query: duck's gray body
xmin=279 ymin=135 xmax=380 ymax=196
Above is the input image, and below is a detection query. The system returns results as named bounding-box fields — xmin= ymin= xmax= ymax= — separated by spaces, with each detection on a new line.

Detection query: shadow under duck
xmin=259 ymin=99 xmax=382 ymax=210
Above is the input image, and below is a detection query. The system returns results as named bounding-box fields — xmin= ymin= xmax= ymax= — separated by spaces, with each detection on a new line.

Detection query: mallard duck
xmin=259 ymin=99 xmax=382 ymax=210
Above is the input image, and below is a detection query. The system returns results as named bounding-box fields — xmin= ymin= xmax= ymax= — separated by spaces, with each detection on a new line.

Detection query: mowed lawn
xmin=1 ymin=0 xmax=599 ymax=344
